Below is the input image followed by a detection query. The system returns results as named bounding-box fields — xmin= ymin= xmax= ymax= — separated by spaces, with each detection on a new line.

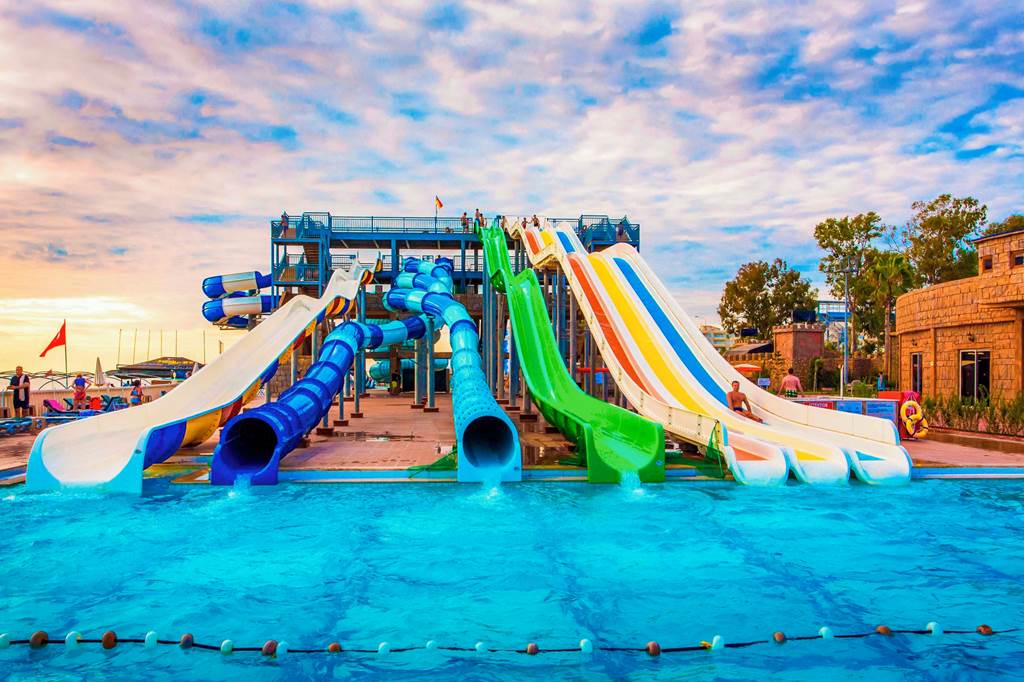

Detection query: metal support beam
xmin=354 ymin=287 xmax=365 ymax=416
xmin=509 ymin=319 xmax=519 ymax=408
xmin=568 ymin=285 xmax=577 ymax=381
xmin=496 ymin=293 xmax=506 ymax=401
xmin=426 ymin=316 xmax=436 ymax=410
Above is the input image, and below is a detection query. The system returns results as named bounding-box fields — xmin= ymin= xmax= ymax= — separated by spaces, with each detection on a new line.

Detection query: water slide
xmin=202 ymin=271 xmax=275 ymax=328
xmin=479 ymin=219 xmax=665 ymax=483
xmin=212 ymin=257 xmax=520 ymax=485
xmin=368 ymin=358 xmax=449 ymax=383
xmin=508 ymin=218 xmax=910 ymax=484
xmin=26 ymin=267 xmax=370 ymax=494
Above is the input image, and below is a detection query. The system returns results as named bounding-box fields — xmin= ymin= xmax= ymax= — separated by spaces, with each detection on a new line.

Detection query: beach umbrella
xmin=733 ymin=363 xmax=761 ymax=373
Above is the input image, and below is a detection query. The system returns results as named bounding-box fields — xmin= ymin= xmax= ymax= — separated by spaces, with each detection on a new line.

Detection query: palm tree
xmin=867 ymin=252 xmax=916 ymax=383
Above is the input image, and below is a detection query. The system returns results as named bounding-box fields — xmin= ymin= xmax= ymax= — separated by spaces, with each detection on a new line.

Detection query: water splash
xmin=619 ymin=470 xmax=644 ymax=497
xmin=472 ymin=471 xmax=505 ymax=504
xmin=228 ymin=474 xmax=252 ymax=499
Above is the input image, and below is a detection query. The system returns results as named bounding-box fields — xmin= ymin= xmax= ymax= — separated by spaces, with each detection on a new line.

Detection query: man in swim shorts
xmin=778 ymin=368 xmax=803 ymax=398
xmin=727 ymin=380 xmax=762 ymax=422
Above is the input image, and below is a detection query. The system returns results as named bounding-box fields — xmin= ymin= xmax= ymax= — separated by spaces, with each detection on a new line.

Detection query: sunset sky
xmin=1 ymin=1 xmax=1021 ymax=372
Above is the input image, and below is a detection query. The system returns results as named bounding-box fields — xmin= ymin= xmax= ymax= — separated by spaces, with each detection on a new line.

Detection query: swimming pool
xmin=3 ymin=479 xmax=1023 ymax=679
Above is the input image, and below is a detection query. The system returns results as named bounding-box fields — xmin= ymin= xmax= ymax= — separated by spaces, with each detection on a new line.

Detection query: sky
xmin=0 ymin=0 xmax=1022 ymax=372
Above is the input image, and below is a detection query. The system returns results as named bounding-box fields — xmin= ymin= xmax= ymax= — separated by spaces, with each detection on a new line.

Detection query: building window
xmin=982 ymin=256 xmax=993 ymax=271
xmin=910 ymin=353 xmax=923 ymax=395
xmin=959 ymin=350 xmax=991 ymax=401
xmin=1012 ymin=250 xmax=1024 ymax=267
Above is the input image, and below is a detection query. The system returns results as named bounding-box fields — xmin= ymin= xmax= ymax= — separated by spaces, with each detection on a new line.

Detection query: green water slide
xmin=479 ymin=221 xmax=665 ymax=483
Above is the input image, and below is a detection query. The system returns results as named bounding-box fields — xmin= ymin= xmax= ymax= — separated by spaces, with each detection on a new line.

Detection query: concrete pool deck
xmin=2 ymin=391 xmax=1024 ymax=486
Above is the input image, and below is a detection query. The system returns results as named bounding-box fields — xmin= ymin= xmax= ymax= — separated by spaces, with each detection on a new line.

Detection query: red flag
xmin=434 ymin=195 xmax=443 ymax=210
xmin=40 ymin=320 xmax=66 ymax=357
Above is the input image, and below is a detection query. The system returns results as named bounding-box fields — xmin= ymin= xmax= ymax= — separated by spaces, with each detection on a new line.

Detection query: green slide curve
xmin=479 ymin=220 xmax=665 ymax=483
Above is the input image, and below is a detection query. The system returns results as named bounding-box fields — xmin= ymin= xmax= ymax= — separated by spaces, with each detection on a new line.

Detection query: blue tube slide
xmin=202 ymin=271 xmax=273 ymax=298
xmin=210 ymin=257 xmax=521 ymax=485
xmin=202 ymin=271 xmax=275 ymax=327
xmin=211 ymin=316 xmax=428 ymax=485
xmin=202 ymin=294 xmax=277 ymax=324
xmin=387 ymin=260 xmax=520 ymax=483
xmin=368 ymin=358 xmax=448 ymax=382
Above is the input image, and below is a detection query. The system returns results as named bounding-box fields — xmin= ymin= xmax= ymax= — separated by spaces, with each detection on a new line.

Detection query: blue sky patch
xmin=47 ymin=133 xmax=94 ymax=148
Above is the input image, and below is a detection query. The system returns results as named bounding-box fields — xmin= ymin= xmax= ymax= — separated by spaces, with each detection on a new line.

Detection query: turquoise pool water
xmin=3 ymin=478 xmax=1023 ymax=680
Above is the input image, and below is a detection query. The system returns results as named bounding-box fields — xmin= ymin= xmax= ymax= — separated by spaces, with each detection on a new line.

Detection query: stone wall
xmin=895 ymin=229 xmax=1024 ymax=399
xmin=772 ymin=324 xmax=825 ymax=386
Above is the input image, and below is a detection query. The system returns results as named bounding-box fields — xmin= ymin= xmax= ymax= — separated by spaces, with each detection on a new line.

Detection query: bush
xmin=921 ymin=394 xmax=1024 ymax=436
xmin=847 ymin=380 xmax=876 ymax=398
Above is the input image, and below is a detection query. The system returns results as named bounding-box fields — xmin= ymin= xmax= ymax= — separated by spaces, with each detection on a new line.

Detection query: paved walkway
xmin=2 ymin=396 xmax=1022 ymax=476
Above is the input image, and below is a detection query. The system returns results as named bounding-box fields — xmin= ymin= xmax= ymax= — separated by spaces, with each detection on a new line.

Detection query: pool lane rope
xmin=0 ymin=623 xmax=1014 ymax=659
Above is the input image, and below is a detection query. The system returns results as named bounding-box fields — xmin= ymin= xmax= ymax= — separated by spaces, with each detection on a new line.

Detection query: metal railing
xmin=274 ymin=262 xmax=320 ymax=283
xmin=330 ymin=216 xmax=469 ymax=234
xmin=271 ymin=215 xmax=328 ymax=239
xmin=377 ymin=253 xmax=488 ymax=273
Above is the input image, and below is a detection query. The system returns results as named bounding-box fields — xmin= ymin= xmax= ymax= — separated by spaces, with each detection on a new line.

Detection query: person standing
xmin=280 ymin=211 xmax=289 ymax=230
xmin=531 ymin=214 xmax=540 ymax=228
xmin=129 ymin=380 xmax=144 ymax=407
xmin=778 ymin=368 xmax=803 ymax=397
xmin=461 ymin=212 xmax=470 ymax=232
xmin=8 ymin=366 xmax=30 ymax=417
xmin=876 ymin=372 xmax=885 ymax=392
xmin=72 ymin=372 xmax=90 ymax=410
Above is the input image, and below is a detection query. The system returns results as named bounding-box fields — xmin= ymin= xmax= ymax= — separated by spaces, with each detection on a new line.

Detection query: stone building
xmin=894 ymin=228 xmax=1024 ymax=399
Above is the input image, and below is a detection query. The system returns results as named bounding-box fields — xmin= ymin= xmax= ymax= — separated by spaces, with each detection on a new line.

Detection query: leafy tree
xmin=896 ymin=194 xmax=987 ymax=285
xmin=813 ymin=212 xmax=884 ymax=352
xmin=718 ymin=259 xmax=817 ymax=337
xmin=982 ymin=214 xmax=1024 ymax=237
xmin=865 ymin=251 xmax=915 ymax=381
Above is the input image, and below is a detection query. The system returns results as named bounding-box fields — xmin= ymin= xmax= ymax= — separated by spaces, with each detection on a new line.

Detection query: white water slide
xmin=27 ymin=267 xmax=370 ymax=493
xmin=509 ymin=218 xmax=910 ymax=485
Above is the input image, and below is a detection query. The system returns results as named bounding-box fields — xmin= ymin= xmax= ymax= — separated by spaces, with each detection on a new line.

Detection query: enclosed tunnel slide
xmin=202 ymin=271 xmax=275 ymax=328
xmin=27 ymin=267 xmax=370 ymax=493
xmin=211 ymin=257 xmax=520 ymax=485
xmin=508 ymin=217 xmax=909 ymax=484
xmin=368 ymin=358 xmax=449 ymax=383
xmin=478 ymin=219 xmax=665 ymax=483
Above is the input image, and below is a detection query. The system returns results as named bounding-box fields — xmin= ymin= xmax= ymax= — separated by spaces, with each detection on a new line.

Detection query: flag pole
xmin=63 ymin=320 xmax=69 ymax=388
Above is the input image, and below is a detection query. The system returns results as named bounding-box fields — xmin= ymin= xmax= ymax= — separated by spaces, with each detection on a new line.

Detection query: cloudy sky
xmin=0 ymin=1 xmax=1021 ymax=371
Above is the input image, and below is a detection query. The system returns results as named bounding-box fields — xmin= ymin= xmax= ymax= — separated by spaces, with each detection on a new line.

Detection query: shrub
xmin=921 ymin=394 xmax=1024 ymax=436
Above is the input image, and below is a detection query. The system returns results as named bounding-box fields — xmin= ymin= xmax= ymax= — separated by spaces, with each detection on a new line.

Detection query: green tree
xmin=718 ymin=259 xmax=817 ymax=337
xmin=865 ymin=251 xmax=916 ymax=381
xmin=898 ymin=194 xmax=987 ymax=284
xmin=813 ymin=212 xmax=884 ymax=352
xmin=982 ymin=214 xmax=1024 ymax=237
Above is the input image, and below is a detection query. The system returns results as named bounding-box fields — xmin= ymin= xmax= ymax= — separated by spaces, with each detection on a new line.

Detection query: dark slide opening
xmin=462 ymin=415 xmax=516 ymax=469
xmin=218 ymin=417 xmax=278 ymax=475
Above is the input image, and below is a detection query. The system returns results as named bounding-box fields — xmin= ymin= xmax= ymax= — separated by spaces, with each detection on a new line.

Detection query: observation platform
xmin=270 ymin=212 xmax=640 ymax=296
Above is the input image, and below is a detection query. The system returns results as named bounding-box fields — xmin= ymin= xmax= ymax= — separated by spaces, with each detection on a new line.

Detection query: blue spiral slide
xmin=201 ymin=271 xmax=275 ymax=328
xmin=211 ymin=258 xmax=521 ymax=485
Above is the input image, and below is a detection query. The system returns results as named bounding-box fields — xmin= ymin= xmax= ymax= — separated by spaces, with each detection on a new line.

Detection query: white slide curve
xmin=510 ymin=218 xmax=909 ymax=485
xmin=27 ymin=267 xmax=369 ymax=494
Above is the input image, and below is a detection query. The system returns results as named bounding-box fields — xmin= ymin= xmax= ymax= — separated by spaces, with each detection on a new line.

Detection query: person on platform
xmin=461 ymin=212 xmax=470 ymax=232
xmin=531 ymin=214 xmax=540 ymax=228
xmin=778 ymin=368 xmax=803 ymax=397
xmin=129 ymin=379 xmax=144 ymax=407
xmin=72 ymin=372 xmax=90 ymax=410
xmin=727 ymin=380 xmax=762 ymax=422
xmin=8 ymin=366 xmax=30 ymax=417
xmin=280 ymin=211 xmax=289 ymax=230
